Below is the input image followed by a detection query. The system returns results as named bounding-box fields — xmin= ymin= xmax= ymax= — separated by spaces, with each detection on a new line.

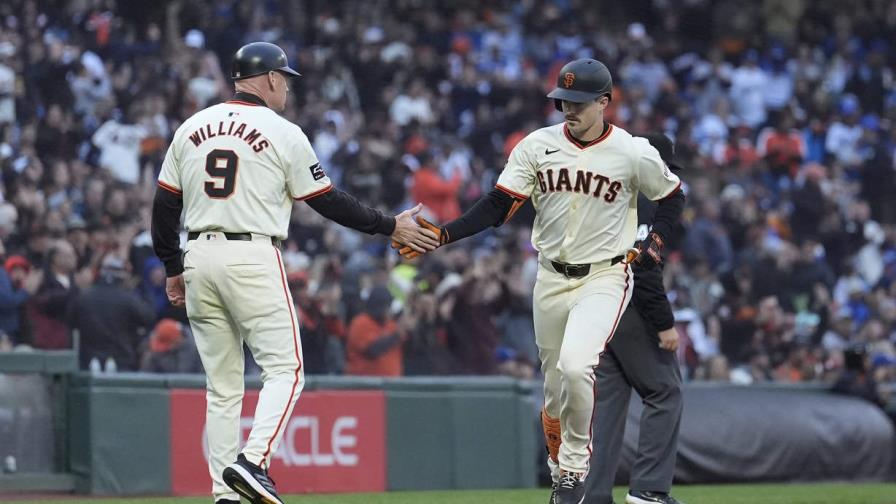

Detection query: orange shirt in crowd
xmin=345 ymin=313 xmax=403 ymax=377
xmin=410 ymin=167 xmax=462 ymax=222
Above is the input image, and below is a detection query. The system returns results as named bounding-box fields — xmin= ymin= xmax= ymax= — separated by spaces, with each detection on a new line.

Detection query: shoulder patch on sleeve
xmin=309 ymin=163 xmax=326 ymax=181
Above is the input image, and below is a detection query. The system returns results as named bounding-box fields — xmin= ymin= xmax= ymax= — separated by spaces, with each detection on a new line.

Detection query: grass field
xmin=5 ymin=483 xmax=896 ymax=504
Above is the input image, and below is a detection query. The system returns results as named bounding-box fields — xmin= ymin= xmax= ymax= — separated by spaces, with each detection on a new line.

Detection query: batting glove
xmin=636 ymin=232 xmax=664 ymax=269
xmin=391 ymin=216 xmax=448 ymax=260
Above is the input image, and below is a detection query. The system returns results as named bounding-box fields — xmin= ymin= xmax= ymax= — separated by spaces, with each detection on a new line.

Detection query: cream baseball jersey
xmin=158 ymin=99 xmax=332 ymax=239
xmin=496 ymin=124 xmax=680 ymax=264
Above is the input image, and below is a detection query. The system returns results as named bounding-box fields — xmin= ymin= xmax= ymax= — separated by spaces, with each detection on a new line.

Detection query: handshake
xmin=389 ymin=204 xmax=448 ymax=260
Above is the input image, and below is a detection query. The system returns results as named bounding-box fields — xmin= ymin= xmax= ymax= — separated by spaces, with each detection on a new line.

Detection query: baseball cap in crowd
xmin=4 ymin=255 xmax=30 ymax=273
xmin=150 ymin=319 xmax=184 ymax=353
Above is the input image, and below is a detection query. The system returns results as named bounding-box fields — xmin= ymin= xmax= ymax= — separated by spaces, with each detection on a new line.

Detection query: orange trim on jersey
xmin=588 ymin=263 xmax=630 ymax=459
xmin=495 ymin=184 xmax=530 ymax=201
xmin=294 ymin=184 xmax=334 ymax=201
xmin=658 ymin=181 xmax=682 ymax=201
xmin=260 ymin=247 xmax=303 ymax=468
xmin=226 ymin=100 xmax=261 ymax=106
xmin=504 ymin=198 xmax=526 ymax=224
xmin=607 ymin=264 xmax=630 ymax=341
xmin=158 ymin=181 xmax=182 ymax=196
xmin=563 ymin=123 xmax=614 ymax=150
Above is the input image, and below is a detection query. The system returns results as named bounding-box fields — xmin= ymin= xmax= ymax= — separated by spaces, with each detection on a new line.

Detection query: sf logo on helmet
xmin=563 ymin=72 xmax=575 ymax=88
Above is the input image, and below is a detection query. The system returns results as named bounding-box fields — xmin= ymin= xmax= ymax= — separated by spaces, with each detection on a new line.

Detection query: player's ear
xmin=268 ymin=71 xmax=277 ymax=91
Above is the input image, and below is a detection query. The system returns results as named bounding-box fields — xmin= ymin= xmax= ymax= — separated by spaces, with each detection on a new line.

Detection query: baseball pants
xmin=535 ymin=257 xmax=632 ymax=475
xmin=585 ymin=305 xmax=683 ymax=503
xmin=183 ymin=232 xmax=304 ymax=501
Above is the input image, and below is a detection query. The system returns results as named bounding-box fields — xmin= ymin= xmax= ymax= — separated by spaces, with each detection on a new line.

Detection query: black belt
xmin=187 ymin=231 xmax=281 ymax=247
xmin=550 ymin=255 xmax=624 ymax=278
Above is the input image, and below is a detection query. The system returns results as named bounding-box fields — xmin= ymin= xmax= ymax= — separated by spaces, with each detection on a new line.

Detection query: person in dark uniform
xmin=585 ymin=133 xmax=686 ymax=504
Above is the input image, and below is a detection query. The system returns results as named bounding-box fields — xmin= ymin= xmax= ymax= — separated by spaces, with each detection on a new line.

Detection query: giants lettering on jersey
xmin=536 ymin=168 xmax=622 ymax=203
xmin=188 ymin=121 xmax=271 ymax=153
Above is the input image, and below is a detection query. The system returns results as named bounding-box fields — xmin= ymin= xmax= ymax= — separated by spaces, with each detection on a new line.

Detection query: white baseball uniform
xmin=158 ymin=97 xmax=332 ymax=500
xmin=496 ymin=123 xmax=680 ymax=474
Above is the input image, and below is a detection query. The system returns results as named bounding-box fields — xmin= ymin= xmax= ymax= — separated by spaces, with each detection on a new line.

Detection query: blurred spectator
xmin=0 ymin=241 xmax=41 ymax=345
xmin=683 ymin=202 xmax=734 ymax=273
xmin=402 ymin=290 xmax=455 ymax=375
xmin=0 ymin=42 xmax=14 ymax=126
xmin=91 ymin=109 xmax=149 ymax=185
xmin=832 ymin=346 xmax=888 ymax=411
xmin=825 ymin=95 xmax=864 ymax=167
xmin=139 ymin=318 xmax=202 ymax=373
xmin=756 ymin=113 xmax=806 ymax=179
xmin=290 ymin=271 xmax=346 ymax=375
xmin=69 ymin=257 xmax=155 ymax=371
xmin=27 ymin=241 xmax=78 ymax=349
xmin=410 ymin=153 xmax=463 ymax=223
xmin=389 ymin=79 xmax=435 ymax=126
xmin=442 ymin=258 xmax=508 ymax=375
xmin=346 ymin=286 xmax=407 ymax=377
xmin=729 ymin=51 xmax=768 ymax=128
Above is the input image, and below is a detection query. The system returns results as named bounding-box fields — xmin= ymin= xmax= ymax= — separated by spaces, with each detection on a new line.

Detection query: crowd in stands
xmin=1 ymin=1 xmax=895 ymax=402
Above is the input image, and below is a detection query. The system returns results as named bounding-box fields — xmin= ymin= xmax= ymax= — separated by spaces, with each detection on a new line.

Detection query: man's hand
xmin=392 ymin=203 xmax=446 ymax=259
xmin=167 ymin=274 xmax=186 ymax=306
xmin=658 ymin=327 xmax=679 ymax=352
xmin=392 ymin=215 xmax=447 ymax=259
xmin=636 ymin=232 xmax=664 ymax=269
xmin=391 ymin=204 xmax=440 ymax=254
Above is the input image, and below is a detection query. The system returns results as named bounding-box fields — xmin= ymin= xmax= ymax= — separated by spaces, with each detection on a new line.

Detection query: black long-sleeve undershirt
xmin=648 ymin=187 xmax=685 ymax=243
xmin=151 ymin=187 xmax=185 ymax=277
xmin=304 ymin=188 xmax=396 ymax=235
xmin=443 ymin=188 xmax=515 ymax=242
xmin=632 ymin=189 xmax=686 ymax=332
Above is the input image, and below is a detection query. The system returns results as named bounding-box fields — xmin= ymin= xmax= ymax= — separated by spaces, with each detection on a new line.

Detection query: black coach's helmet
xmin=547 ymin=58 xmax=612 ymax=111
xmin=231 ymin=42 xmax=301 ymax=80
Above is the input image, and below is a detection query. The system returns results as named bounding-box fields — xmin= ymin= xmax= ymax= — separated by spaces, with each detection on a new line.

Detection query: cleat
xmin=554 ymin=471 xmax=585 ymax=504
xmin=222 ymin=454 xmax=283 ymax=504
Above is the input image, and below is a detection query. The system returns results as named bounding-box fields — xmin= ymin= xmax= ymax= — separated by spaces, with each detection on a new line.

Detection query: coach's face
xmin=267 ymin=71 xmax=290 ymax=112
xmin=562 ymin=96 xmax=609 ymax=138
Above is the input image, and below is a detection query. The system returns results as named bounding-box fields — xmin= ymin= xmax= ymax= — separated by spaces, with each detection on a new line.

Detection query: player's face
xmin=561 ymin=96 xmax=609 ymax=138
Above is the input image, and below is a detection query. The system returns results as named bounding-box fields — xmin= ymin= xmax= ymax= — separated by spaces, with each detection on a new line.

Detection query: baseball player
xmin=585 ymin=133 xmax=685 ymax=504
xmin=151 ymin=42 xmax=438 ymax=504
xmin=393 ymin=59 xmax=685 ymax=504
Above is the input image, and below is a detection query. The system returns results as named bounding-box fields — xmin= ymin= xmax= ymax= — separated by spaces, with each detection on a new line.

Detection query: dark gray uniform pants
xmin=585 ymin=305 xmax=683 ymax=504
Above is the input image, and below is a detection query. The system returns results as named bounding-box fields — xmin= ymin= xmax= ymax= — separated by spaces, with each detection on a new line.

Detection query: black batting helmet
xmin=547 ymin=58 xmax=612 ymax=111
xmin=231 ymin=42 xmax=301 ymax=80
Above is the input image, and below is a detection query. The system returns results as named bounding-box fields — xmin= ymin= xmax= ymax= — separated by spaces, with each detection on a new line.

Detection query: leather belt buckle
xmin=552 ymin=261 xmax=590 ymax=278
